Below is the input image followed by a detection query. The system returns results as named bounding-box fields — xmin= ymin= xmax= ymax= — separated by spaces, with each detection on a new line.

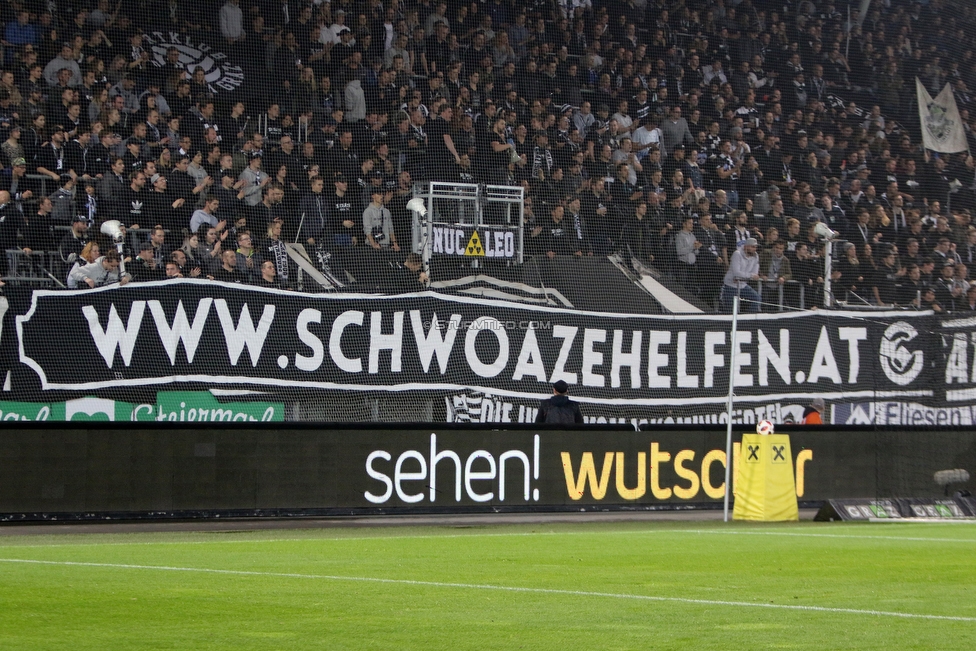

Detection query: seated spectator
xmin=179 ymin=232 xmax=211 ymax=275
xmin=211 ymin=248 xmax=246 ymax=283
xmin=920 ymin=286 xmax=944 ymax=313
xmin=146 ymin=226 xmax=170 ymax=267
xmin=962 ymin=284 xmax=976 ymax=312
xmin=253 ymin=259 xmax=283 ymax=289
xmin=197 ymin=225 xmax=228 ymax=274
xmin=163 ymin=257 xmax=184 ymax=280
xmin=129 ymin=241 xmax=164 ymax=282
xmin=167 ymin=247 xmax=201 ymax=277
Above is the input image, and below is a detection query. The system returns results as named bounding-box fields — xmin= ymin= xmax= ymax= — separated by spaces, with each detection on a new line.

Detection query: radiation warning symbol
xmin=464 ymin=230 xmax=485 ymax=256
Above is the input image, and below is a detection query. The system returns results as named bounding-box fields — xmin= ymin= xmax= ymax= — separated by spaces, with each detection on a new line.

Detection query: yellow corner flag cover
xmin=733 ymin=433 xmax=799 ymax=522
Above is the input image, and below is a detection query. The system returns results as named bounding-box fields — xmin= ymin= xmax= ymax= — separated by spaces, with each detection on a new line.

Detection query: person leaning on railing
xmin=720 ymin=237 xmax=761 ymax=313
xmin=68 ymin=249 xmax=129 ymax=288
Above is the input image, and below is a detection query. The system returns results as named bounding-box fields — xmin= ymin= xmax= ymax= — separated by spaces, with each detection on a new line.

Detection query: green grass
xmin=0 ymin=520 xmax=974 ymax=650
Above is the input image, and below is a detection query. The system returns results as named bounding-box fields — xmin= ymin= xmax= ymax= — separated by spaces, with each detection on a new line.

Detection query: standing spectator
xmin=363 ymin=187 xmax=398 ymax=252
xmin=263 ymin=219 xmax=290 ymax=286
xmin=660 ymin=106 xmax=695 ymax=157
xmin=721 ymin=237 xmax=761 ymax=312
xmin=189 ymin=196 xmax=225 ymax=235
xmin=58 ymin=215 xmax=90 ymax=264
xmin=121 ymin=170 xmax=148 ymax=228
xmin=426 ymin=103 xmax=462 ymax=172
xmin=535 ymin=380 xmax=584 ymax=424
xmin=234 ymin=230 xmax=261 ymax=282
xmin=793 ymin=243 xmax=826 ymax=308
xmin=760 ymin=241 xmax=793 ymax=309
xmin=298 ymin=175 xmax=329 ymax=248
xmin=42 ymin=43 xmax=82 ymax=87
xmin=696 ymin=213 xmax=728 ymax=308
xmin=238 ymin=153 xmax=270 ymax=206
xmin=565 ymin=196 xmax=592 ymax=257
xmin=543 ymin=205 xmax=577 ymax=258
xmin=220 ymin=0 xmax=245 ymax=47
xmin=674 ymin=216 xmax=699 ymax=285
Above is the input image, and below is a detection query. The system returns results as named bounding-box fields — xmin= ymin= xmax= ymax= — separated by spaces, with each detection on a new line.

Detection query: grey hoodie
xmin=68 ymin=256 xmax=124 ymax=288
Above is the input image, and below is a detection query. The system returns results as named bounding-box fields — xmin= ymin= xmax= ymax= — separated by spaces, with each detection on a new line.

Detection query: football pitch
xmin=0 ymin=519 xmax=974 ymax=650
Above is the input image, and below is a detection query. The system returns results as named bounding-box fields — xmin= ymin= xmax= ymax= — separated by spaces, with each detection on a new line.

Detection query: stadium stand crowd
xmin=1 ymin=0 xmax=976 ymax=310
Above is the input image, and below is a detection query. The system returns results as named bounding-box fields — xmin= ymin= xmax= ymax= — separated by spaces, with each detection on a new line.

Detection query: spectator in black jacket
xmin=129 ymin=241 xmax=164 ymax=282
xmin=535 ymin=380 xmax=584 ymax=424
xmin=564 ymin=196 xmax=592 ymax=257
xmin=298 ymin=175 xmax=329 ymax=248
xmin=543 ymin=205 xmax=577 ymax=258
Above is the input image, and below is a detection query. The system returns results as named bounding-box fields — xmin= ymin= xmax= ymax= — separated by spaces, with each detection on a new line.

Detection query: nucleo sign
xmin=431 ymin=225 xmax=517 ymax=258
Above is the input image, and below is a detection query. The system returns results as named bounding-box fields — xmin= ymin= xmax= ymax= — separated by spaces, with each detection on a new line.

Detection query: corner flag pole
xmin=723 ymin=293 xmax=740 ymax=522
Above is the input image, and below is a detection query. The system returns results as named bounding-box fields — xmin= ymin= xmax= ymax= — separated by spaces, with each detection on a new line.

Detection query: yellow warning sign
xmin=464 ymin=230 xmax=485 ymax=256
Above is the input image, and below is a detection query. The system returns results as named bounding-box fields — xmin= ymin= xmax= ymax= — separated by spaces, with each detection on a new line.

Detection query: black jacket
xmin=535 ymin=394 xmax=584 ymax=424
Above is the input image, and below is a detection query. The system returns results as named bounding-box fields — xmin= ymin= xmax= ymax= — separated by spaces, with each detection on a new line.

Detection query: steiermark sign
xmin=0 ymin=391 xmax=283 ymax=422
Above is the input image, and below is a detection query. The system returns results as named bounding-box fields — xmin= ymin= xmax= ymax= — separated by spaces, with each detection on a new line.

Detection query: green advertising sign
xmin=0 ymin=392 xmax=284 ymax=422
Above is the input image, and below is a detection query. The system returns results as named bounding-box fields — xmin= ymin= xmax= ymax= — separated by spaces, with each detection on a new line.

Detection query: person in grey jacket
xmin=42 ymin=43 xmax=82 ymax=86
xmin=660 ymin=106 xmax=695 ymax=157
xmin=363 ymin=187 xmax=399 ymax=252
xmin=238 ymin=153 xmax=269 ymax=206
xmin=674 ymin=216 xmax=700 ymax=284
xmin=720 ymin=237 xmax=761 ymax=312
xmin=68 ymin=250 xmax=129 ymax=288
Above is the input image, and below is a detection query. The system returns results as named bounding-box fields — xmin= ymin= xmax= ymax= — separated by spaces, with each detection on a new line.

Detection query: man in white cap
xmin=721 ymin=236 xmax=761 ymax=312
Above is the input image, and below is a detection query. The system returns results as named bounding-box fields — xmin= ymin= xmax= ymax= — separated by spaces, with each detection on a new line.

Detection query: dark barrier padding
xmin=1 ymin=424 xmax=973 ymax=521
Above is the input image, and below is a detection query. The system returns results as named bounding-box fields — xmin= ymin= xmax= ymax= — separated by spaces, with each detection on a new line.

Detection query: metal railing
xmin=756 ymin=279 xmax=808 ymax=311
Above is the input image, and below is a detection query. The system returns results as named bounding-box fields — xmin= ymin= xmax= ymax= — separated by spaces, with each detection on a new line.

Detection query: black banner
xmin=12 ymin=282 xmax=940 ymax=411
xmin=144 ymin=30 xmax=244 ymax=97
xmin=1 ymin=425 xmax=973 ymax=519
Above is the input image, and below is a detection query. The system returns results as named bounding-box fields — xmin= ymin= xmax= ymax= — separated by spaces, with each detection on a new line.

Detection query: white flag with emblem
xmin=916 ymin=78 xmax=969 ymax=154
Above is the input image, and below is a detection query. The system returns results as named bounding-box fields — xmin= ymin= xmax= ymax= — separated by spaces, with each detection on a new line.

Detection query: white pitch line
xmin=1 ymin=527 xmax=974 ymax=548
xmin=672 ymin=529 xmax=976 ymax=544
xmin=0 ymin=557 xmax=973 ymax=623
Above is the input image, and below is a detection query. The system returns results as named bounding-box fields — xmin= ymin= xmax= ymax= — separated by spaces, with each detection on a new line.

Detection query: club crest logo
xmin=924 ymin=101 xmax=955 ymax=144
xmin=144 ymin=31 xmax=244 ymax=94
xmin=879 ymin=321 xmax=924 ymax=386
